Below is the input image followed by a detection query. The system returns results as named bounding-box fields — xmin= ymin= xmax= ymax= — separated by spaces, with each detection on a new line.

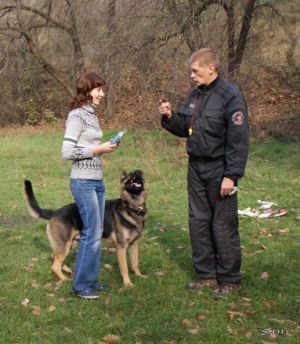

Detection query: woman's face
xmin=90 ymin=87 xmax=104 ymax=105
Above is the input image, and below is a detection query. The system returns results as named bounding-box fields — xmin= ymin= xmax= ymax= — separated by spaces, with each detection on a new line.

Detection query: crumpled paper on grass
xmin=238 ymin=200 xmax=288 ymax=218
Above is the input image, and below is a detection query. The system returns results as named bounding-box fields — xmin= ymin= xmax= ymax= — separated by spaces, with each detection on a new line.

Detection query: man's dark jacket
xmin=161 ymin=77 xmax=249 ymax=182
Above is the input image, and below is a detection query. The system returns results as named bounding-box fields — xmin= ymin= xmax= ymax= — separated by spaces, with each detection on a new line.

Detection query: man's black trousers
xmin=187 ymin=156 xmax=241 ymax=284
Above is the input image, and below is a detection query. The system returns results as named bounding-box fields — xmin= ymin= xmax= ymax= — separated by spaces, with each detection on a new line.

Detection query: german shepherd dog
xmin=24 ymin=170 xmax=148 ymax=287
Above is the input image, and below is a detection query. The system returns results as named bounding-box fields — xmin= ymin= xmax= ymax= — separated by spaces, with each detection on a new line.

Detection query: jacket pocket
xmin=203 ymin=112 xmax=225 ymax=138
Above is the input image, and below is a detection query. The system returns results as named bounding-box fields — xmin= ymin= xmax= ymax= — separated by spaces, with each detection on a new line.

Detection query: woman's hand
xmin=93 ymin=141 xmax=117 ymax=155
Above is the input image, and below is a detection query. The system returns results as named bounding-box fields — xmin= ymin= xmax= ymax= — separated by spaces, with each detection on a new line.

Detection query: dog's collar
xmin=121 ymin=201 xmax=147 ymax=216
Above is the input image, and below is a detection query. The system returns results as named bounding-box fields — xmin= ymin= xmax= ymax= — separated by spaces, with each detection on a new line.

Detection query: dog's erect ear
xmin=120 ymin=171 xmax=128 ymax=181
xmin=135 ymin=170 xmax=144 ymax=179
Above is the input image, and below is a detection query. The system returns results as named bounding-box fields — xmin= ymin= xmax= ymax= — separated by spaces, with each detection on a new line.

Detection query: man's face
xmin=190 ymin=61 xmax=215 ymax=86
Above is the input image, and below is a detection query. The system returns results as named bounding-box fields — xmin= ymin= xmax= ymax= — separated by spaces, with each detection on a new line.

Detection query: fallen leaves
xmin=260 ymin=272 xmax=270 ymax=280
xmin=21 ymin=298 xmax=30 ymax=307
xmin=181 ymin=319 xmax=192 ymax=327
xmin=54 ymin=280 xmax=64 ymax=291
xmin=181 ymin=318 xmax=200 ymax=335
xmin=104 ymin=296 xmax=111 ymax=305
xmin=99 ymin=334 xmax=120 ymax=343
xmin=31 ymin=281 xmax=39 ymax=289
xmin=279 ymin=227 xmax=289 ymax=234
xmin=226 ymin=326 xmax=236 ymax=335
xmin=64 ymin=327 xmax=72 ymax=333
xmin=48 ymin=306 xmax=56 ymax=313
xmin=32 ymin=306 xmax=41 ymax=316
xmin=227 ymin=311 xmax=245 ymax=320
xmin=103 ymin=247 xmax=116 ymax=253
xmin=104 ymin=264 xmax=113 ymax=270
xmin=195 ymin=313 xmax=206 ymax=321
xmin=159 ymin=226 xmax=168 ymax=233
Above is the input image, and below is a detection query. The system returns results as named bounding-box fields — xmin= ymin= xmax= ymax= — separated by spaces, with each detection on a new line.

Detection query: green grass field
xmin=0 ymin=128 xmax=299 ymax=343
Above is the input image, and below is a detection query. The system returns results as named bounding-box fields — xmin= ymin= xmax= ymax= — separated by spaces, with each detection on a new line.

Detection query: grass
xmin=0 ymin=128 xmax=299 ymax=343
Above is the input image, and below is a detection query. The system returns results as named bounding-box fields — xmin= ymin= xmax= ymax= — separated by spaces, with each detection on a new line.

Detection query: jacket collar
xmin=198 ymin=75 xmax=220 ymax=92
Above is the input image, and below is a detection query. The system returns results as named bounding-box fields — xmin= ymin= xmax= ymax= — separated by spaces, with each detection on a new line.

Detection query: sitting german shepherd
xmin=24 ymin=170 xmax=148 ymax=288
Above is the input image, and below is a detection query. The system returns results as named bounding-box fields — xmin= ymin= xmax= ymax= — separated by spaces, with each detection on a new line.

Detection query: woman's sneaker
xmin=74 ymin=287 xmax=100 ymax=299
xmin=92 ymin=283 xmax=111 ymax=292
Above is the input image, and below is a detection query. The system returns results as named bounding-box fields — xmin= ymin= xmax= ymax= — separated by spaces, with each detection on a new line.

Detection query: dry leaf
xmin=155 ymin=271 xmax=165 ymax=277
xmin=103 ymin=247 xmax=116 ymax=253
xmin=48 ymin=306 xmax=56 ymax=313
xmin=279 ymin=227 xmax=289 ymax=233
xmin=263 ymin=300 xmax=276 ymax=308
xmin=32 ymin=306 xmax=41 ymax=315
xmin=54 ymin=280 xmax=64 ymax=290
xmin=15 ymin=235 xmax=23 ymax=240
xmin=64 ymin=327 xmax=72 ymax=333
xmin=227 ymin=311 xmax=245 ymax=320
xmin=260 ymin=272 xmax=270 ymax=280
xmin=24 ymin=266 xmax=33 ymax=273
xmin=227 ymin=326 xmax=235 ymax=335
xmin=159 ymin=227 xmax=168 ymax=233
xmin=101 ymin=334 xmax=120 ymax=343
xmin=188 ymin=327 xmax=199 ymax=335
xmin=104 ymin=296 xmax=110 ymax=305
xmin=195 ymin=313 xmax=206 ymax=321
xmin=242 ymin=297 xmax=252 ymax=302
xmin=104 ymin=264 xmax=113 ymax=270
xmin=12 ymin=204 xmax=18 ymax=209
xmin=47 ymin=293 xmax=55 ymax=298
xmin=31 ymin=281 xmax=39 ymax=289
xmin=182 ymin=319 xmax=193 ymax=328
xmin=43 ymin=282 xmax=52 ymax=289
xmin=245 ymin=331 xmax=252 ymax=338
xmin=59 ymin=298 xmax=65 ymax=303
xmin=21 ymin=298 xmax=30 ymax=307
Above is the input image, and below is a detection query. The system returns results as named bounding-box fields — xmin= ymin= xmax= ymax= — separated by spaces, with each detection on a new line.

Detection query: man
xmin=159 ymin=48 xmax=249 ymax=298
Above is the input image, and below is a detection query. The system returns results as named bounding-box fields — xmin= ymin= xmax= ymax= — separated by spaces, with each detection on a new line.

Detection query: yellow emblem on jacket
xmin=188 ymin=128 xmax=193 ymax=136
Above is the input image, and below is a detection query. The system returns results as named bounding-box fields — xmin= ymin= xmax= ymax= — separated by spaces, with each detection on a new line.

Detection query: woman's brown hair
xmin=70 ymin=72 xmax=105 ymax=110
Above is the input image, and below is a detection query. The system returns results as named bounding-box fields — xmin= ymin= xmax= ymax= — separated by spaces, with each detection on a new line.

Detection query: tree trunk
xmin=229 ymin=0 xmax=257 ymax=75
xmin=105 ymin=0 xmax=118 ymax=120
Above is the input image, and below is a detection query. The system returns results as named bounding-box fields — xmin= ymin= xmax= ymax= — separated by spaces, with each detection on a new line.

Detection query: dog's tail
xmin=24 ymin=180 xmax=54 ymax=220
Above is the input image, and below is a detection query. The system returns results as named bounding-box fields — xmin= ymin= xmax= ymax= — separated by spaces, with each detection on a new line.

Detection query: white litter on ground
xmin=238 ymin=200 xmax=288 ymax=218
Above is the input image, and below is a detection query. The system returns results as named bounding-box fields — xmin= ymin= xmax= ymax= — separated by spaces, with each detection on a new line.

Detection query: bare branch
xmin=254 ymin=2 xmax=283 ymax=21
xmin=14 ymin=0 xmax=74 ymax=96
xmin=0 ymin=4 xmax=71 ymax=33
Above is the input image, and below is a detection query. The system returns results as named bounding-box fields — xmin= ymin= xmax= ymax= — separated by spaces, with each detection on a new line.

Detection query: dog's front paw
xmin=124 ymin=281 xmax=134 ymax=288
xmin=62 ymin=265 xmax=73 ymax=275
xmin=135 ymin=271 xmax=148 ymax=278
xmin=139 ymin=273 xmax=148 ymax=279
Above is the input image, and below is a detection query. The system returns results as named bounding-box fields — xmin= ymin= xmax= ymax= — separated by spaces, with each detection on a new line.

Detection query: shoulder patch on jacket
xmin=232 ymin=111 xmax=244 ymax=125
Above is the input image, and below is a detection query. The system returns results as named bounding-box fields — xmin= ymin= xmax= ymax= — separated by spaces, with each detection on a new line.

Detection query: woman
xmin=62 ymin=72 xmax=117 ymax=299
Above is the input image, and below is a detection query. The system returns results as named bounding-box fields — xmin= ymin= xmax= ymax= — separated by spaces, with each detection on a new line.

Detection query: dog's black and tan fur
xmin=24 ymin=170 xmax=147 ymax=287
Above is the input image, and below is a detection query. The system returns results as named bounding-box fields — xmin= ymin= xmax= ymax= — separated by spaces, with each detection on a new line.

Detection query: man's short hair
xmin=189 ymin=48 xmax=219 ymax=71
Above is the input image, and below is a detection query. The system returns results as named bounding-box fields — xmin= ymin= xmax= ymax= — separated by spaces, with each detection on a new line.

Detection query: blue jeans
xmin=70 ymin=178 xmax=105 ymax=292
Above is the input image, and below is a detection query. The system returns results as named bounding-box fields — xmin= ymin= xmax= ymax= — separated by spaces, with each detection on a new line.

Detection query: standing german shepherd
xmin=24 ymin=170 xmax=147 ymax=287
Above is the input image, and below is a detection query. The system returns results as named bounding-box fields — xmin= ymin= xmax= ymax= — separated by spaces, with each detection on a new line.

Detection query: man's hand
xmin=159 ymin=99 xmax=172 ymax=118
xmin=220 ymin=177 xmax=235 ymax=197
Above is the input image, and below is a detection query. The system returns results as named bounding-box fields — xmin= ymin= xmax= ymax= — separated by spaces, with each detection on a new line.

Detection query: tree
xmin=163 ymin=0 xmax=283 ymax=76
xmin=0 ymin=0 xmax=85 ymax=96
